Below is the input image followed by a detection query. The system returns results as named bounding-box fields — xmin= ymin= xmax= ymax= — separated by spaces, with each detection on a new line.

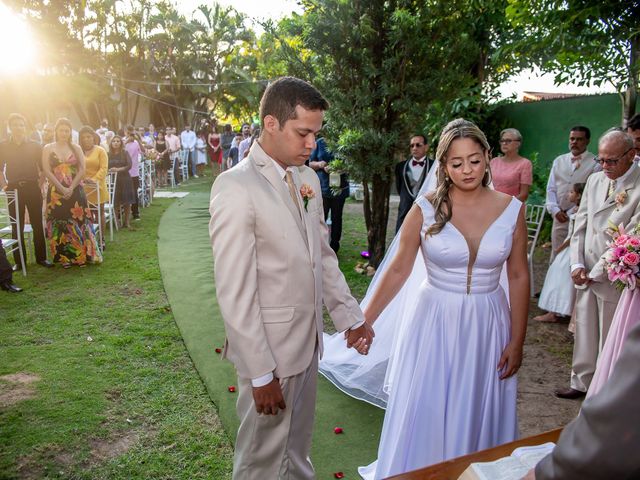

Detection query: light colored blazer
xmin=209 ymin=141 xmax=363 ymax=380
xmin=570 ymin=165 xmax=640 ymax=299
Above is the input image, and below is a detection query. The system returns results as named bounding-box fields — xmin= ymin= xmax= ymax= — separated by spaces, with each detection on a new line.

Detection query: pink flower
xmin=623 ymin=252 xmax=640 ymax=266
xmin=627 ymin=237 xmax=640 ymax=248
xmin=300 ymin=184 xmax=315 ymax=211
xmin=613 ymin=247 xmax=627 ymax=259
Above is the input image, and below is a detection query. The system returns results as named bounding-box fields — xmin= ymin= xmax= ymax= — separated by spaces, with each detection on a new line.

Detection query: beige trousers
xmin=570 ymin=288 xmax=619 ymax=392
xmin=233 ymin=353 xmax=318 ymax=480
xmin=550 ymin=216 xmax=570 ymax=263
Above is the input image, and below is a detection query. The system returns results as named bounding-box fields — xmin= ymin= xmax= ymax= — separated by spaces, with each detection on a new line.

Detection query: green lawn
xmin=0 ymin=190 xmax=233 ymax=479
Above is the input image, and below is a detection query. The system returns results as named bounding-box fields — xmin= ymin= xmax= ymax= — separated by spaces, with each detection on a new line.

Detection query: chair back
xmin=0 ymin=190 xmax=27 ymax=275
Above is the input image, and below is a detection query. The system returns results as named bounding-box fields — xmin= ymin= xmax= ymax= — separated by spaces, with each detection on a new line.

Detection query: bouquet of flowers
xmin=603 ymin=222 xmax=640 ymax=290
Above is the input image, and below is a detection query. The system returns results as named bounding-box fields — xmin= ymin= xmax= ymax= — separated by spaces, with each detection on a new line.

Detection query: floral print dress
xmin=46 ymin=152 xmax=103 ymax=266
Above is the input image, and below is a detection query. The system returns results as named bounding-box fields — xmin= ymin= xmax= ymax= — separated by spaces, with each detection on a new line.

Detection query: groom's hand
xmin=252 ymin=378 xmax=286 ymax=415
xmin=345 ymin=323 xmax=375 ymax=354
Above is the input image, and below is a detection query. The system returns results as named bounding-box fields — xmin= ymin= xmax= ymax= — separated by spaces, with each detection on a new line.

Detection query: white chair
xmin=104 ymin=172 xmax=118 ymax=240
xmin=83 ymin=181 xmax=104 ymax=251
xmin=137 ymin=157 xmax=146 ymax=208
xmin=145 ymin=160 xmax=154 ymax=204
xmin=525 ymin=204 xmax=546 ymax=297
xmin=180 ymin=149 xmax=189 ymax=182
xmin=0 ymin=190 xmax=27 ymax=276
xmin=167 ymin=153 xmax=178 ymax=189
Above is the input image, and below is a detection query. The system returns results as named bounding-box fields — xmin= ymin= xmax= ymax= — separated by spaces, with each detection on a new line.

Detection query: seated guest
xmin=525 ymin=321 xmax=640 ymax=479
xmin=107 ymin=135 xmax=136 ymax=229
xmin=490 ymin=128 xmax=533 ymax=201
xmin=80 ymin=126 xmax=108 ymax=247
xmin=533 ymin=183 xmax=585 ymax=323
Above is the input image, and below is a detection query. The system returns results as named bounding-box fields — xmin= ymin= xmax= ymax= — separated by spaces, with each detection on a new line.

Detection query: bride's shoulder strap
xmin=414 ymin=194 xmax=435 ymax=220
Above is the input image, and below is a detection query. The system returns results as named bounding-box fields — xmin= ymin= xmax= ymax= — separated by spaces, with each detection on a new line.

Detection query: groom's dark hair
xmin=260 ymin=77 xmax=329 ymax=129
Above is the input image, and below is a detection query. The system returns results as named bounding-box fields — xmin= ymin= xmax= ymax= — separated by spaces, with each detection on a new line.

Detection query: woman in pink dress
xmin=490 ymin=128 xmax=533 ymax=201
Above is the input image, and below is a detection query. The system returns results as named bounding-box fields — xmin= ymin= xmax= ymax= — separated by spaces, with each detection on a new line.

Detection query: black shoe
xmin=554 ymin=387 xmax=586 ymax=400
xmin=1 ymin=281 xmax=23 ymax=293
xmin=36 ymin=260 xmax=54 ymax=268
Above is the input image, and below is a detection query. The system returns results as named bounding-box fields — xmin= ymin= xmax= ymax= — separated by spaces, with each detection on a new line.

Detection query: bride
xmin=321 ymin=119 xmax=529 ymax=478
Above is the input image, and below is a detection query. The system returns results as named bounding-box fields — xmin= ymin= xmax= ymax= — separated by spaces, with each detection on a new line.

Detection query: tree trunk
xmin=71 ymin=100 xmax=90 ymax=126
xmin=131 ymin=92 xmax=141 ymax=125
xmin=623 ymin=35 xmax=639 ymax=126
xmin=366 ymin=172 xmax=391 ymax=268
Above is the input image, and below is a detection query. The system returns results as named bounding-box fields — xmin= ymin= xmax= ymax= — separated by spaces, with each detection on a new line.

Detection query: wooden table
xmin=386 ymin=428 xmax=563 ymax=480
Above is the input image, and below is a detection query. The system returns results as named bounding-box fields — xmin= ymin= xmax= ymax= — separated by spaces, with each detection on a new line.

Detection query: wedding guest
xmin=42 ymin=123 xmax=54 ymax=144
xmin=42 ymin=118 xmax=102 ymax=268
xmin=221 ymin=123 xmax=234 ymax=165
xmin=195 ymin=130 xmax=208 ymax=177
xmin=226 ymin=132 xmax=242 ymax=169
xmin=207 ymin=124 xmax=222 ymax=174
xmin=80 ymin=126 xmax=108 ymax=246
xmin=165 ymin=127 xmax=181 ymax=184
xmin=96 ymin=119 xmax=109 ymax=144
xmin=181 ymin=124 xmax=197 ymax=178
xmin=142 ymin=126 xmax=155 ymax=150
xmin=107 ymin=135 xmax=135 ymax=229
xmin=124 ymin=128 xmax=142 ymax=220
xmin=626 ymin=113 xmax=640 ymax=162
xmin=395 ymin=134 xmax=433 ymax=232
xmin=308 ymin=137 xmax=349 ymax=252
xmin=490 ymin=128 xmax=532 ymax=202
xmin=101 ymin=130 xmax=114 ymax=153
xmin=533 ymin=183 xmax=585 ymax=323
xmin=237 ymin=123 xmax=257 ymax=161
xmin=0 ymin=113 xmax=52 ymax=268
xmin=555 ymin=129 xmax=640 ymax=400
xmin=155 ymin=130 xmax=169 ymax=187
xmin=525 ymin=322 xmax=640 ymax=480
xmin=30 ymin=122 xmax=43 ymax=144
xmin=546 ymin=126 xmax=598 ymax=261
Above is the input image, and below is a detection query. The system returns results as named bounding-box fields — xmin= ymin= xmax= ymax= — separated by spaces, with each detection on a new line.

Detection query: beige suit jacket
xmin=209 ymin=141 xmax=363 ymax=380
xmin=570 ymin=165 xmax=640 ymax=299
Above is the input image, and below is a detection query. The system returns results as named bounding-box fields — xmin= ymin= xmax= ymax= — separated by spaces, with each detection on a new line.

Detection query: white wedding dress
xmin=355 ymin=195 xmax=520 ymax=478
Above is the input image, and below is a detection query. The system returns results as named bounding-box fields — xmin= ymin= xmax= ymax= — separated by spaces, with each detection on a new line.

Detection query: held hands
xmin=571 ymin=267 xmax=592 ymax=286
xmin=497 ymin=341 xmax=523 ymax=380
xmin=555 ymin=211 xmax=569 ymax=223
xmin=61 ymin=186 xmax=73 ymax=199
xmin=252 ymin=377 xmax=286 ymax=415
xmin=345 ymin=322 xmax=375 ymax=355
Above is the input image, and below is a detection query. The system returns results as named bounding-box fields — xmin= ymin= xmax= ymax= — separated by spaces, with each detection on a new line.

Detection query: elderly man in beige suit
xmin=555 ymin=129 xmax=640 ymax=399
xmin=209 ymin=77 xmax=374 ymax=479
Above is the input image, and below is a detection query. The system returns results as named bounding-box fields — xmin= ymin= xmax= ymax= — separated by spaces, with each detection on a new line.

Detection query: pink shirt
xmin=490 ymin=156 xmax=532 ymax=197
xmin=125 ymin=140 xmax=141 ymax=178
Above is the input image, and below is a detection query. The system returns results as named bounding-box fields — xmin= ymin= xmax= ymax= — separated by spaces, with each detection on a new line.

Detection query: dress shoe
xmin=554 ymin=387 xmax=586 ymax=400
xmin=1 ymin=281 xmax=23 ymax=293
xmin=12 ymin=264 xmax=20 ymax=272
xmin=36 ymin=260 xmax=54 ymax=268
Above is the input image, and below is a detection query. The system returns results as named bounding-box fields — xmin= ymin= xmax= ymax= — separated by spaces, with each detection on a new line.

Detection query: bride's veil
xmin=318 ymin=166 xmax=439 ymax=408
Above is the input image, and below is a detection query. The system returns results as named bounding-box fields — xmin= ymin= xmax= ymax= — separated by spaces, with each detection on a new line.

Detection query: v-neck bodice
xmin=416 ymin=195 xmax=520 ymax=294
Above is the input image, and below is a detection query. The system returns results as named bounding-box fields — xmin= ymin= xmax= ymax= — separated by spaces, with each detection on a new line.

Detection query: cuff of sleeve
xmin=349 ymin=320 xmax=365 ymax=330
xmin=251 ymin=372 xmax=274 ymax=387
xmin=571 ymin=263 xmax=585 ymax=273
xmin=548 ymin=206 xmax=561 ymax=216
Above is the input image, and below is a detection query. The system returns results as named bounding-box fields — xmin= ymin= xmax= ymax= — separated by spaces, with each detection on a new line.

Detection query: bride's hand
xmin=497 ymin=342 xmax=523 ymax=379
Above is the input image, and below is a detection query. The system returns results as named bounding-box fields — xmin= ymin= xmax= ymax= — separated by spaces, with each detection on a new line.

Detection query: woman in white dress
xmin=353 ymin=119 xmax=529 ymax=479
xmin=533 ymin=183 xmax=584 ymax=323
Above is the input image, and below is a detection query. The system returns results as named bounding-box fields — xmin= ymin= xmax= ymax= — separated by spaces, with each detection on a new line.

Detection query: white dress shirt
xmin=408 ymin=155 xmax=427 ymax=182
xmin=546 ymin=151 xmax=599 ymax=216
xmin=180 ymin=130 xmax=196 ymax=150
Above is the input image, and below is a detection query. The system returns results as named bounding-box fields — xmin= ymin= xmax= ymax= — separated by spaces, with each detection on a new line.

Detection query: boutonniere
xmin=300 ymin=184 xmax=315 ymax=211
xmin=615 ymin=191 xmax=628 ymax=210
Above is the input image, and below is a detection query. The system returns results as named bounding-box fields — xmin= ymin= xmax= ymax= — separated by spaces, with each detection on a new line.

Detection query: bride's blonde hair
xmin=426 ymin=118 xmax=492 ymax=236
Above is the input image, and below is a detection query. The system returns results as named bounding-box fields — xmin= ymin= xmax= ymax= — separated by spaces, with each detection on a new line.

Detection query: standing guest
xmin=221 ymin=123 xmax=234 ymax=166
xmin=101 ymin=130 xmax=114 ymax=153
xmin=30 ymin=122 xmax=43 ymax=144
xmin=155 ymin=130 xmax=169 ymax=187
xmin=181 ymin=124 xmax=197 ymax=178
xmin=80 ymin=126 xmax=108 ymax=247
xmin=395 ymin=134 xmax=433 ymax=232
xmin=107 ymin=136 xmax=135 ymax=229
xmin=195 ymin=130 xmax=208 ymax=177
xmin=165 ymin=127 xmax=180 ymax=183
xmin=148 ymin=123 xmax=157 ymax=139
xmin=142 ymin=127 xmax=155 ymax=150
xmin=42 ymin=123 xmax=54 ymax=144
xmin=626 ymin=113 xmax=640 ymax=162
xmin=308 ymin=137 xmax=349 ymax=252
xmin=490 ymin=128 xmax=533 ymax=202
xmin=226 ymin=132 xmax=242 ymax=169
xmin=209 ymin=77 xmax=371 ymax=479
xmin=237 ymin=123 xmax=258 ymax=162
xmin=124 ymin=128 xmax=142 ymax=220
xmin=546 ymin=126 xmax=598 ymax=260
xmin=42 ymin=118 xmax=102 ymax=268
xmin=533 ymin=183 xmax=585 ymax=323
xmin=0 ymin=113 xmax=52 ymax=268
xmin=96 ymin=119 xmax=109 ymax=144
xmin=555 ymin=129 xmax=640 ymax=400
xmin=207 ymin=124 xmax=223 ymax=174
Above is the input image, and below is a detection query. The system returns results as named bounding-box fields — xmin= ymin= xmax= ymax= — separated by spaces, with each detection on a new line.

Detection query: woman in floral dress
xmin=42 ymin=118 xmax=102 ymax=267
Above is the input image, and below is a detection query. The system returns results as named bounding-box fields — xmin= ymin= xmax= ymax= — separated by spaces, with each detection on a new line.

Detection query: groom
xmin=209 ymin=77 xmax=374 ymax=479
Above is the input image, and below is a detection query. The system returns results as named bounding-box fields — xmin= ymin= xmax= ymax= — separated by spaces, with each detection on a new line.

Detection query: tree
xmin=506 ymin=0 xmax=640 ymax=125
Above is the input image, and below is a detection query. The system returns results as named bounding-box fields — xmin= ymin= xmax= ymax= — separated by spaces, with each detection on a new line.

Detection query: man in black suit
xmin=395 ymin=134 xmax=433 ymax=232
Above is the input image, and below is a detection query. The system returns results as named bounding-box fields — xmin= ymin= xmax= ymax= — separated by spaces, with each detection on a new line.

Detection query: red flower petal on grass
xmin=215 ymin=348 xmax=222 ymax=354
xmin=334 ymin=427 xmax=343 ymax=434
xmin=334 ymin=472 xmax=344 ymax=479
xmin=228 ymin=386 xmax=236 ymax=392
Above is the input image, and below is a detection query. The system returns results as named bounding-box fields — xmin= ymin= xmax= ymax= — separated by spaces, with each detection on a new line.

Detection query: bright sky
xmin=0 ymin=2 xmax=37 ymax=75
xmin=176 ymin=0 xmax=303 ymax=26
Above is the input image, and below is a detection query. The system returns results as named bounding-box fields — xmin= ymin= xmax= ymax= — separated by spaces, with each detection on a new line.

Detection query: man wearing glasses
xmin=555 ymin=129 xmax=640 ymax=400
xmin=395 ymin=134 xmax=432 ymax=232
xmin=545 ymin=126 xmax=598 ymax=261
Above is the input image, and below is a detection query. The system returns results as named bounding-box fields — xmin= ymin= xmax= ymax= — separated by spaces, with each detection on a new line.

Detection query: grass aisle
xmin=158 ymin=178 xmax=384 ymax=479
xmin=0 ymin=197 xmax=233 ymax=479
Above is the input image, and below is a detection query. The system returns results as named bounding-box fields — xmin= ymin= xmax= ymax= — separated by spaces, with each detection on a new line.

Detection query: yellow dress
xmin=83 ymin=146 xmax=108 ymax=204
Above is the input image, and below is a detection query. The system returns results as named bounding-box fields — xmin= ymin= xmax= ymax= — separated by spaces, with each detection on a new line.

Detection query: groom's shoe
xmin=554 ymin=387 xmax=586 ymax=400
